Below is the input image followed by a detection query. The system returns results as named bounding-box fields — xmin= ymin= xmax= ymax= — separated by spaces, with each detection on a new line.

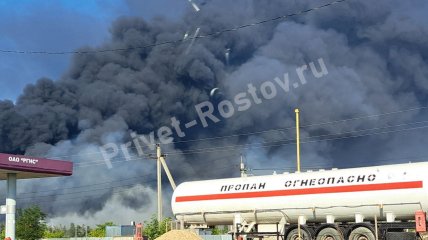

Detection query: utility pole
xmin=153 ymin=144 xmax=177 ymax=224
xmin=240 ymin=155 xmax=247 ymax=177
xmin=85 ymin=224 xmax=88 ymax=239
xmin=156 ymin=144 xmax=162 ymax=223
xmin=5 ymin=173 xmax=16 ymax=240
xmin=295 ymin=109 xmax=301 ymax=173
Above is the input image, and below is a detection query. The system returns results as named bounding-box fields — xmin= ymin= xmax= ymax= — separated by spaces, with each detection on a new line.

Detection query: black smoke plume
xmin=0 ymin=0 xmax=427 ymax=224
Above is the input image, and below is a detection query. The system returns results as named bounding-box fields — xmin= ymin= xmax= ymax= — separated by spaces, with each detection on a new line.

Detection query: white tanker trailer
xmin=172 ymin=162 xmax=428 ymax=240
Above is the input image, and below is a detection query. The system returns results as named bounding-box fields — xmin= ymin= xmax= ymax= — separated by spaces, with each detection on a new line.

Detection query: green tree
xmin=88 ymin=222 xmax=115 ymax=237
xmin=143 ymin=216 xmax=171 ymax=240
xmin=76 ymin=224 xmax=88 ymax=237
xmin=211 ymin=226 xmax=228 ymax=235
xmin=67 ymin=223 xmax=75 ymax=238
xmin=16 ymin=205 xmax=47 ymax=240
xmin=43 ymin=226 xmax=65 ymax=238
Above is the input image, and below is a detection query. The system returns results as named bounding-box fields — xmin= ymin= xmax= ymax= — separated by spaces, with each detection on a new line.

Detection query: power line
xmin=73 ymin=156 xmax=152 ymax=168
xmin=17 ymin=125 xmax=428 ymax=202
xmin=70 ymin=149 xmax=239 ymax=169
xmin=0 ymin=0 xmax=347 ymax=55
xmin=47 ymin=117 xmax=428 ymax=169
xmin=17 ymin=182 xmax=143 ymax=200
xmin=165 ymin=106 xmax=428 ymax=145
xmin=18 ymin=183 xmax=150 ymax=204
xmin=44 ymin=105 xmax=428 ymax=161
xmin=163 ymin=120 xmax=428 ymax=155
xmin=17 ymin=158 xmax=239 ymax=198
xmin=21 ymin=154 xmax=428 ymax=205
xmin=18 ymin=164 xmax=237 ymax=203
xmin=14 ymin=115 xmax=428 ymax=204
xmin=250 ymin=155 xmax=428 ymax=173
xmin=168 ymin=120 xmax=428 ymax=154
xmin=17 ymin=174 xmax=152 ymax=195
xmin=23 ymin=118 xmax=425 ymax=200
xmin=25 ymin=154 xmax=428 ymax=201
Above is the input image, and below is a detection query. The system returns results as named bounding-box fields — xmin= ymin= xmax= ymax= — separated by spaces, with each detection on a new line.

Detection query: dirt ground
xmin=155 ymin=230 xmax=202 ymax=240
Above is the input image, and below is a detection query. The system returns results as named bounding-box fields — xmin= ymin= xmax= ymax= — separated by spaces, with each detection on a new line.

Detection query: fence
xmin=43 ymin=233 xmax=230 ymax=240
xmin=42 ymin=237 xmax=132 ymax=240
xmin=200 ymin=235 xmax=232 ymax=240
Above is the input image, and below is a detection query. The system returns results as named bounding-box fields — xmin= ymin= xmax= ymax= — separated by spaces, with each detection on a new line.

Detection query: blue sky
xmin=0 ymin=0 xmax=187 ymax=101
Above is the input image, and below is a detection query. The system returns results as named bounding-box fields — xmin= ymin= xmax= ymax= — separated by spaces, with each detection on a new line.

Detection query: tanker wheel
xmin=286 ymin=228 xmax=311 ymax=240
xmin=315 ymin=227 xmax=344 ymax=240
xmin=348 ymin=227 xmax=375 ymax=240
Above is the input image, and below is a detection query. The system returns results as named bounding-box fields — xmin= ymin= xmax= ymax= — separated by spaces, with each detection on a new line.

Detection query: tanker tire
xmin=286 ymin=228 xmax=311 ymax=240
xmin=348 ymin=227 xmax=375 ymax=240
xmin=316 ymin=228 xmax=343 ymax=240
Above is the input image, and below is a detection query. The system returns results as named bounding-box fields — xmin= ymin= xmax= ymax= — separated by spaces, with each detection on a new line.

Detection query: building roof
xmin=0 ymin=153 xmax=73 ymax=179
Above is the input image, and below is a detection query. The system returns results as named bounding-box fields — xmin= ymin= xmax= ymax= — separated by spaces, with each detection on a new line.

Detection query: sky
xmin=0 ymin=0 xmax=187 ymax=101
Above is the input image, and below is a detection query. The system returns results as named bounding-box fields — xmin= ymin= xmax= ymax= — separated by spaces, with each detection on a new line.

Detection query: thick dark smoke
xmin=1 ymin=0 xmax=428 ymax=225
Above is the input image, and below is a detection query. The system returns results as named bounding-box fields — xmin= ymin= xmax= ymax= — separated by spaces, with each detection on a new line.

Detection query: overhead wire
xmin=250 ymin=155 xmax=428 ymax=173
xmin=0 ymin=0 xmax=347 ymax=55
xmin=17 ymin=159 xmax=239 ymax=198
xmin=17 ymin=133 xmax=428 ymax=208
xmin=44 ymin=105 xmax=428 ymax=161
xmin=19 ymin=121 xmax=428 ymax=203
xmin=17 ymin=174 xmax=153 ymax=195
xmin=18 ymin=183 xmax=152 ymax=204
xmin=16 ymin=151 xmax=428 ymax=202
xmin=5 ymin=0 xmax=428 ymax=214
xmin=165 ymin=106 xmax=428 ymax=145
xmin=22 ymin=149 xmax=428 ymax=201
xmin=0 ymin=0 xmax=355 ymax=166
xmin=3 ymin=0 xmax=426 ymax=180
xmin=43 ymin=116 xmax=428 ymax=169
xmin=17 ymin=163 xmax=238 ymax=203
xmin=17 ymin=182 xmax=144 ymax=200
xmin=162 ymin=119 xmax=428 ymax=155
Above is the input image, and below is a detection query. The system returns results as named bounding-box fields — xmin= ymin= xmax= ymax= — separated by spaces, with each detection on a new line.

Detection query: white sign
xmin=8 ymin=156 xmax=39 ymax=165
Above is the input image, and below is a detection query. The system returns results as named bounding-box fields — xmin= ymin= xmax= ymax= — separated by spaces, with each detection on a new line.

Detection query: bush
xmin=88 ymin=222 xmax=115 ymax=237
xmin=143 ymin=216 xmax=171 ymax=240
